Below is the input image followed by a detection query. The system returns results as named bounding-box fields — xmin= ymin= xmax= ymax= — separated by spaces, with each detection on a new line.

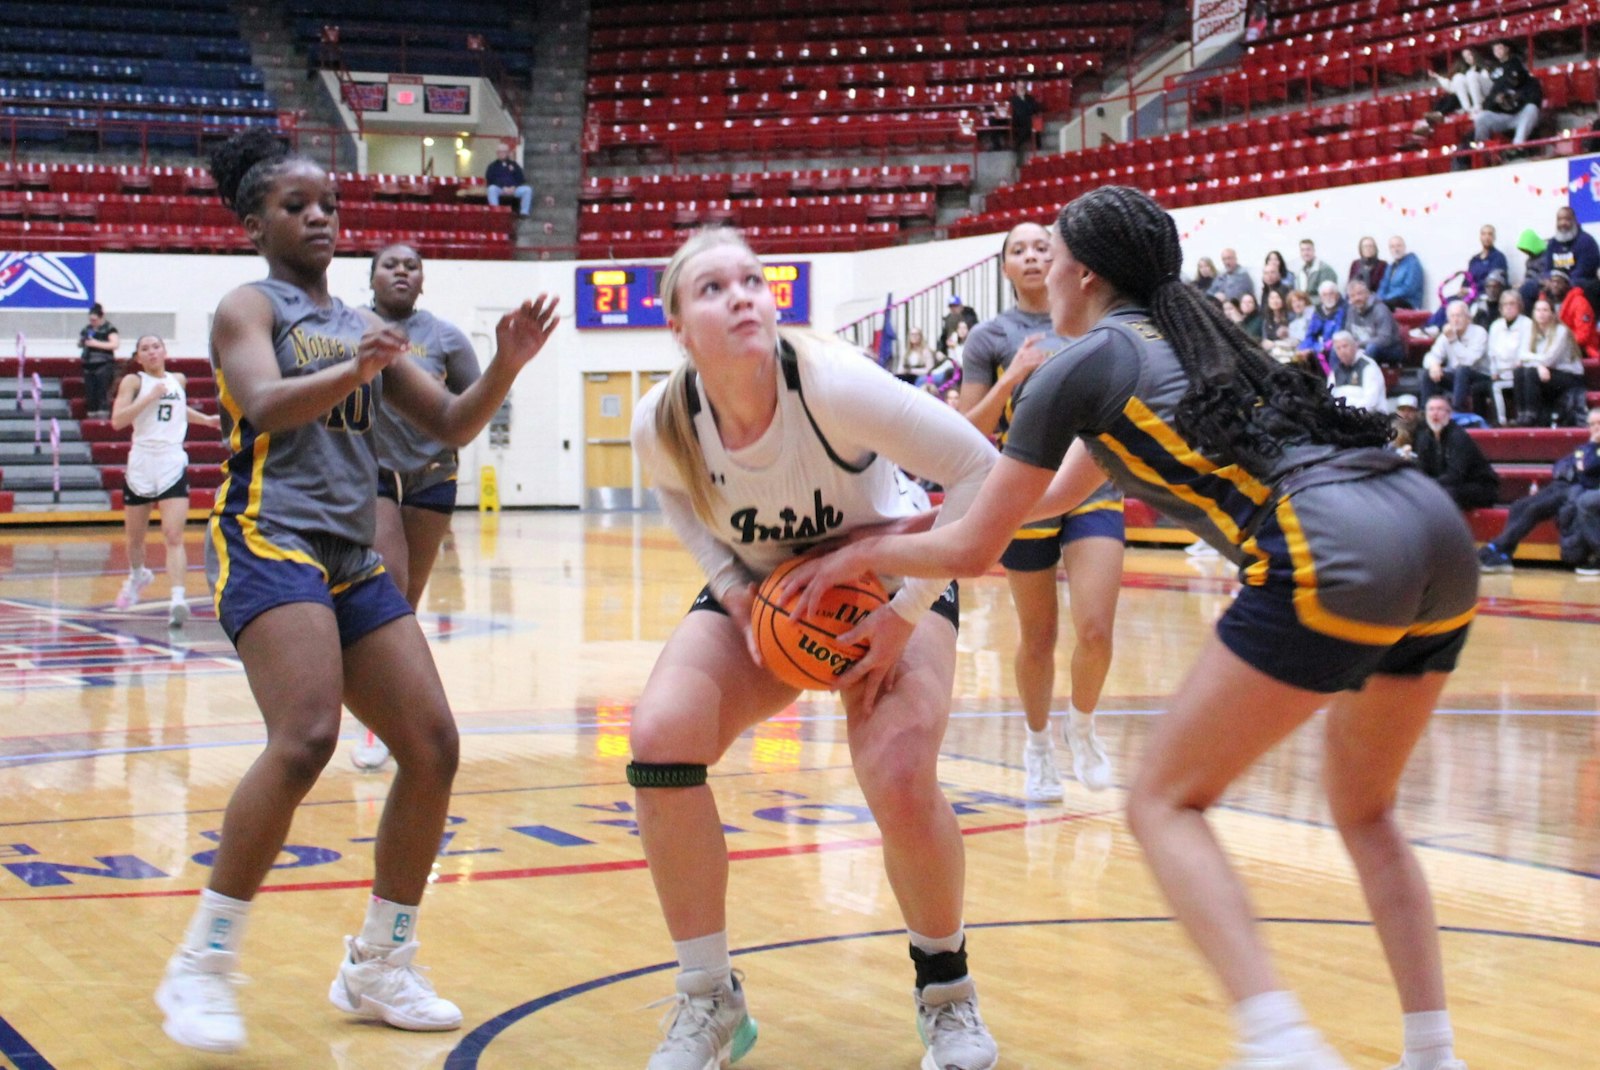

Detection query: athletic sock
xmin=1231 ymin=990 xmax=1324 ymax=1058
xmin=1069 ymin=704 xmax=1093 ymax=733
xmin=674 ymin=931 xmax=732 ymax=987
xmin=1400 ymin=1009 xmax=1456 ymax=1070
xmin=171 ymin=586 xmax=186 ymax=602
xmin=183 ymin=888 xmax=252 ymax=956
xmin=1026 ymin=724 xmax=1053 ymax=750
xmin=357 ymin=895 xmax=417 ymax=955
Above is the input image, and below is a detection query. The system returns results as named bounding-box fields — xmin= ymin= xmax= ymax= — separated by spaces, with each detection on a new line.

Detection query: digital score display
xmin=575 ymin=262 xmax=811 ymax=329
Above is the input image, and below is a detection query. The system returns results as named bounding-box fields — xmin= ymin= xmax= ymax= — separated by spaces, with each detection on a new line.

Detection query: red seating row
xmin=1 ymin=357 xmax=212 ymax=380
xmin=1262 ymin=0 xmax=1555 ymax=48
xmin=590 ymin=62 xmax=1081 ymax=101
xmin=590 ymin=3 xmax=1159 ymax=41
xmin=586 ymin=111 xmax=978 ymax=163
xmin=578 ymin=164 xmax=970 ymax=204
xmin=0 ymin=219 xmax=511 ymax=258
xmin=588 ymin=78 xmax=1074 ymax=125
xmin=580 ymin=192 xmax=936 ymax=235
xmin=0 ymin=162 xmax=494 ymax=207
xmin=109 ymin=487 xmax=214 ymax=511
xmin=99 ymin=464 xmax=224 ymax=492
xmin=580 ymin=221 xmax=903 ymax=259
xmin=1 ymin=191 xmax=509 ymax=234
xmin=91 ymin=441 xmax=229 ymax=465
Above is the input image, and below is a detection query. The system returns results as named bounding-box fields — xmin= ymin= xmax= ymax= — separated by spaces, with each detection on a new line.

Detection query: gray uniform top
xmin=211 ymin=278 xmax=382 ymax=545
xmin=370 ymin=307 xmax=480 ymax=474
xmin=963 ymin=306 xmax=1119 ymax=510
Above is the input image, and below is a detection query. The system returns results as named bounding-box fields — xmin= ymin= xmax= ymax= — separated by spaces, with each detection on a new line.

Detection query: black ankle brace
xmin=909 ymin=939 xmax=968 ymax=991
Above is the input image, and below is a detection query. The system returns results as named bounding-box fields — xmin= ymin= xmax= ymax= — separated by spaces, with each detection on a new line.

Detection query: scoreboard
xmin=574 ymin=262 xmax=811 ymax=329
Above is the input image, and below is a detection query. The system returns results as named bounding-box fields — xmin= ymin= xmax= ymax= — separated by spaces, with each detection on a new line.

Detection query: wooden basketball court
xmin=0 ymin=511 xmax=1594 ymax=1068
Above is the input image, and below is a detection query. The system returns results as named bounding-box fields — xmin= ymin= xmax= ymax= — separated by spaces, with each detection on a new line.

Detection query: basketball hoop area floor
xmin=0 ymin=511 xmax=1594 ymax=1069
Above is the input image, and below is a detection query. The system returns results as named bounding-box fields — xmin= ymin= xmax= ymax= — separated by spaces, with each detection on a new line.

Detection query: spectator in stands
xmin=1344 ymin=277 xmax=1404 ymax=365
xmin=1390 ymin=393 xmax=1422 ymax=456
xmin=1414 ymin=395 xmax=1500 ymax=510
xmin=1478 ymin=409 xmax=1600 ymax=573
xmin=1423 ymin=48 xmax=1493 ymax=122
xmin=1327 ymin=330 xmax=1388 ymax=413
xmin=1545 ymin=269 xmax=1600 ymax=360
xmin=1009 ymin=85 xmax=1041 ymax=160
xmin=1272 ymin=288 xmax=1314 ymax=362
xmin=1485 ymin=289 xmax=1531 ymax=420
xmin=938 ymin=295 xmax=978 ymax=356
xmin=1347 ymin=236 xmax=1387 ymax=291
xmin=1475 ymin=40 xmax=1543 ymax=151
xmin=1208 ymin=247 xmax=1253 ymax=303
xmin=1235 ymin=291 xmax=1261 ymax=337
xmin=1376 ymin=235 xmax=1424 ymax=311
xmin=1263 ymin=248 xmax=1290 ymax=282
xmin=78 ymin=302 xmax=119 ymax=419
xmin=1467 ymin=223 xmax=1509 ymax=290
xmin=1515 ymin=294 xmax=1585 ymax=426
xmin=484 ymin=142 xmax=533 ymax=216
xmin=1517 ymin=226 xmax=1549 ymax=286
xmin=1470 ymin=270 xmax=1508 ymax=330
xmin=1259 ymin=256 xmax=1290 ymax=306
xmin=1191 ymin=256 xmax=1219 ymax=292
xmin=1295 ymin=238 xmax=1337 ymax=294
xmin=1259 ymin=287 xmax=1292 ymax=348
xmin=1422 ymin=299 xmax=1492 ymax=417
xmin=1546 ymin=206 xmax=1600 ymax=298
xmin=899 ymin=326 xmax=936 ymax=381
xmin=1296 ymin=279 xmax=1346 ymax=369
xmin=1411 ymin=271 xmax=1477 ymax=341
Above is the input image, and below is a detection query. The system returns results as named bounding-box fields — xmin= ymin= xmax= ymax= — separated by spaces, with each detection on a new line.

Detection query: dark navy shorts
xmin=377 ymin=462 xmax=459 ymax=515
xmin=1000 ymin=501 xmax=1126 ymax=572
xmin=1217 ymin=465 xmax=1478 ymax=694
xmin=124 ymin=473 xmax=189 ymax=507
xmin=691 ymin=580 xmax=961 ymax=633
xmin=205 ymin=517 xmax=413 ymax=647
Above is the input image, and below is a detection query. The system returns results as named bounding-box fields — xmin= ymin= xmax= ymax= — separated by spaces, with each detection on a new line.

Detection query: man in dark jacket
xmin=1415 ymin=396 xmax=1500 ymax=510
xmin=1479 ymin=409 xmax=1600 ymax=573
xmin=1474 ymin=40 xmax=1543 ymax=146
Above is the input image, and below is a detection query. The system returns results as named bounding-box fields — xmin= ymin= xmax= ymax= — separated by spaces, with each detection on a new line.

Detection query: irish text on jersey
xmin=728 ymin=489 xmax=843 ymax=544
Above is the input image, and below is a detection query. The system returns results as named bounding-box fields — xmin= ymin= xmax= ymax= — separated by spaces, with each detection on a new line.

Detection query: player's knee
xmin=1074 ymin=617 xmax=1114 ymax=660
xmin=274 ymin=721 xmax=341 ymax=786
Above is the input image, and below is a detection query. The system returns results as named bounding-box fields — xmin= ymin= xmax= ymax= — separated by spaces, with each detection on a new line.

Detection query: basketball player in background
xmin=154 ymin=128 xmax=557 ymax=1055
xmin=957 ymin=221 xmax=1124 ymax=802
xmin=110 ymin=333 xmax=220 ymax=626
xmin=348 ymin=242 xmax=483 ymax=772
xmin=627 ymin=227 xmax=1000 ymax=1070
xmin=784 ymin=187 xmax=1474 ymax=1070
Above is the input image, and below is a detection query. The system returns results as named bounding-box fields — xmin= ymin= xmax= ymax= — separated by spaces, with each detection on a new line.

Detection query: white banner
xmin=1192 ymin=0 xmax=1248 ymax=51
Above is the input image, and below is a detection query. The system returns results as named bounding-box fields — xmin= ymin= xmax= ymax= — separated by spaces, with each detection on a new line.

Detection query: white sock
xmin=183 ymin=888 xmax=252 ymax=956
xmin=907 ymin=926 xmax=965 ymax=955
xmin=1069 ymin=704 xmax=1094 ymax=735
xmin=674 ymin=931 xmax=731 ymax=986
xmin=1401 ymin=1009 xmax=1455 ymax=1070
xmin=1026 ymin=724 xmax=1053 ymax=750
xmin=171 ymin=586 xmax=186 ymax=602
xmin=358 ymin=895 xmax=417 ymax=952
xmin=1231 ymin=990 xmax=1323 ymax=1058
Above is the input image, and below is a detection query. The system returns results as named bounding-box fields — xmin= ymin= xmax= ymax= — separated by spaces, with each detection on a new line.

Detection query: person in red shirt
xmin=1545 ymin=269 xmax=1599 ymax=359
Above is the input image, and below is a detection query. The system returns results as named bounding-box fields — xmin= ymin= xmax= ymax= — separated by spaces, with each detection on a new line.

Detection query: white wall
xmin=13 ymin=154 xmax=1577 ymax=506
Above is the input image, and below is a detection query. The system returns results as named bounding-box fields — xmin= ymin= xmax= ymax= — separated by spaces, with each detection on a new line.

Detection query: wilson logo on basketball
xmin=728 ymin=489 xmax=843 ymax=544
xmin=795 ymin=633 xmax=859 ymax=676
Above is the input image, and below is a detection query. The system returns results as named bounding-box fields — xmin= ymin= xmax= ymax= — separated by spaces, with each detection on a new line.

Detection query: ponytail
xmin=654 ymin=362 xmax=720 ymax=528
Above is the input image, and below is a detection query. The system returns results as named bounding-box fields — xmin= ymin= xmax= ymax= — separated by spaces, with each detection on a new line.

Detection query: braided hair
xmin=1055 ymin=186 xmax=1390 ymax=472
xmin=207 ymin=128 xmax=309 ymax=219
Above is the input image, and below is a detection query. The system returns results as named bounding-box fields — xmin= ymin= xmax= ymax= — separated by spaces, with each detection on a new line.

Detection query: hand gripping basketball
xmin=750 ymin=557 xmax=888 ymax=691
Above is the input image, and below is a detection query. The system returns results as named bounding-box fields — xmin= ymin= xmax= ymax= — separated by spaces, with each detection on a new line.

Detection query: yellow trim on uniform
xmin=1097 ymin=432 xmax=1251 ymax=545
xmin=1275 ymin=497 xmax=1407 ymax=645
xmin=239 ymin=432 xmax=328 ymax=580
xmin=1010 ymin=524 xmax=1064 ymax=540
xmin=1405 ymin=605 xmax=1477 ymax=636
xmin=329 ymin=563 xmax=387 ymax=597
xmin=1121 ymin=397 xmax=1272 ymax=506
xmin=1065 ymin=499 xmax=1124 ymax=518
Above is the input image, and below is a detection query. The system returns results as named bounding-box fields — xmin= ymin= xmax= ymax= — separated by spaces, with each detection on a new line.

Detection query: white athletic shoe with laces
xmin=915 ymin=976 xmax=998 ymax=1070
xmin=155 ymin=948 xmax=247 ymax=1053
xmin=328 ymin=937 xmax=461 ymax=1031
xmin=115 ymin=567 xmax=155 ymax=609
xmin=1022 ymin=743 xmax=1064 ymax=802
xmin=647 ymin=968 xmax=758 ymax=1070
xmin=1065 ymin=717 xmax=1114 ymax=792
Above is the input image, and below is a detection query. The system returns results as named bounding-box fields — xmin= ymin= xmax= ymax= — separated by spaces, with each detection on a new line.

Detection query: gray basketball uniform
xmin=370 ymin=307 xmax=480 ymax=483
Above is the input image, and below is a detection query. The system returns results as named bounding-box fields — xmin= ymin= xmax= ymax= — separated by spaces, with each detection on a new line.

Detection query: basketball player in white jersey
xmin=628 ymin=227 xmax=1000 ymax=1070
xmin=110 ymin=334 xmax=220 ymax=626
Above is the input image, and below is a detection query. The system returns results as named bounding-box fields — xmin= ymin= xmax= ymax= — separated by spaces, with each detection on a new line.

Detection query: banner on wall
xmin=1192 ymin=0 xmax=1248 ymax=54
xmin=0 ymin=253 xmax=95 ymax=309
xmin=1567 ymin=154 xmax=1600 ymax=224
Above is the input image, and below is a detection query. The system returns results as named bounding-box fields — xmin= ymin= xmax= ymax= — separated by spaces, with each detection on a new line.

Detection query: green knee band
xmin=626 ymin=762 xmax=708 ymax=788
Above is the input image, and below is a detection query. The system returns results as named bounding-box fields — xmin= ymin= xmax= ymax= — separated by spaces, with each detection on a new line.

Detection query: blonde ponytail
xmin=654 ymin=361 xmax=721 ymax=529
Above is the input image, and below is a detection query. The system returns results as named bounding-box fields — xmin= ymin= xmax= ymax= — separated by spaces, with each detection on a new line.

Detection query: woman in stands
xmin=628 ymin=226 xmax=1000 ymax=1070
xmin=110 ymin=333 xmax=220 ymax=626
xmin=347 ymin=242 xmax=483 ymax=770
xmin=1514 ymin=294 xmax=1583 ymax=425
xmin=956 ymin=221 xmax=1122 ymax=802
xmin=786 ymin=187 xmax=1476 ymax=1070
xmin=154 ymin=128 xmax=557 ymax=1055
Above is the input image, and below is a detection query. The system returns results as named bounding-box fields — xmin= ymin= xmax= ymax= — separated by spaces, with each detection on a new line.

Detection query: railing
xmin=1053 ymin=8 xmax=1195 ymax=154
xmin=314 ymin=30 xmax=524 ymax=133
xmin=835 ymin=250 xmax=1004 ymax=355
xmin=0 ymin=114 xmax=350 ymax=169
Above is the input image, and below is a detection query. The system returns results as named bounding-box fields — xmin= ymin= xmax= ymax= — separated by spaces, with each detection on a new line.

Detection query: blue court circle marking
xmin=440 ymin=918 xmax=1600 ymax=1068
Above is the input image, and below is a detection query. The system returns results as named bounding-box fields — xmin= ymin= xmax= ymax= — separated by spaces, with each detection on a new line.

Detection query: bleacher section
xmin=291 ymin=0 xmax=533 ymax=78
xmin=0 ymin=0 xmax=273 ymax=151
xmin=0 ymin=164 xmax=513 ymax=258
xmin=577 ymin=164 xmax=971 ymax=257
xmin=582 ymin=1 xmax=1163 ymax=163
xmin=0 ymin=356 xmax=223 ymax=515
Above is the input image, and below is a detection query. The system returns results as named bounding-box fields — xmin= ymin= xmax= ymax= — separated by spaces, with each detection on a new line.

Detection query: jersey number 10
xmin=326 ymin=384 xmax=373 ymax=433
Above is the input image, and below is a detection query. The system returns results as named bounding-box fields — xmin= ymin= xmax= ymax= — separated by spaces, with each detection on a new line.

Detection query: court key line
xmin=438 ymin=918 xmax=1600 ymax=1069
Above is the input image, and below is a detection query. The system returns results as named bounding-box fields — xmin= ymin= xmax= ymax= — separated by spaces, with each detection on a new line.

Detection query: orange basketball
xmin=751 ymin=556 xmax=889 ymax=691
